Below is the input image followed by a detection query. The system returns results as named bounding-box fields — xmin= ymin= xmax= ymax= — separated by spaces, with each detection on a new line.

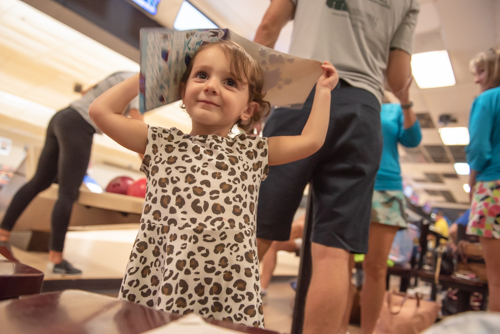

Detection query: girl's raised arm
xmin=267 ymin=62 xmax=338 ymax=166
xmin=89 ymin=74 xmax=148 ymax=154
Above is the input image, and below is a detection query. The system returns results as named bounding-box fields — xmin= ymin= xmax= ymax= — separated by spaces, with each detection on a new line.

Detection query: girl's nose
xmin=204 ymin=79 xmax=219 ymax=95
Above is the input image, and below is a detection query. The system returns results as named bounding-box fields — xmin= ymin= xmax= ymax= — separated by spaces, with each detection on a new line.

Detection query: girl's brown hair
xmin=469 ymin=48 xmax=500 ymax=90
xmin=179 ymin=40 xmax=270 ymax=131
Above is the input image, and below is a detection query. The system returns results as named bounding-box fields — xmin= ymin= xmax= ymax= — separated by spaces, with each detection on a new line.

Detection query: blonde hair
xmin=469 ymin=48 xmax=500 ymax=90
xmin=179 ymin=40 xmax=270 ymax=131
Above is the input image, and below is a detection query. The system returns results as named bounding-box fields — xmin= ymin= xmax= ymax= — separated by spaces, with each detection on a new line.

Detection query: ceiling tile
xmin=448 ymin=145 xmax=467 ymax=163
xmin=416 ymin=113 xmax=435 ymax=128
xmin=423 ymin=145 xmax=451 ymax=163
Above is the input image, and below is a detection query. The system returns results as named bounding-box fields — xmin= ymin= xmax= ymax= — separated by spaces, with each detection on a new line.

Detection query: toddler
xmin=89 ymin=40 xmax=338 ymax=328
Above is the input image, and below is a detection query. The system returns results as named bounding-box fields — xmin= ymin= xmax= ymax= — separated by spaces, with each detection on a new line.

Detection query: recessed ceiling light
xmin=438 ymin=127 xmax=470 ymax=145
xmin=454 ymin=163 xmax=470 ymax=175
xmin=463 ymin=184 xmax=471 ymax=193
xmin=411 ymin=50 xmax=456 ymax=89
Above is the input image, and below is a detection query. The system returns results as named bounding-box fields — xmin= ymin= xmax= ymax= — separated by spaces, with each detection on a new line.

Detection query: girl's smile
xmin=198 ymin=99 xmax=220 ymax=107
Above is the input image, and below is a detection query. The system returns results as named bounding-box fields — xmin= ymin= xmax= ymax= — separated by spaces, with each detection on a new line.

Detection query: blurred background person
xmin=0 ymin=71 xmax=142 ymax=275
xmin=466 ymin=47 xmax=500 ymax=312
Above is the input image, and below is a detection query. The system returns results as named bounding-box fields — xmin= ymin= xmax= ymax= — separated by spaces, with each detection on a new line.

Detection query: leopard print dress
xmin=120 ymin=126 xmax=269 ymax=328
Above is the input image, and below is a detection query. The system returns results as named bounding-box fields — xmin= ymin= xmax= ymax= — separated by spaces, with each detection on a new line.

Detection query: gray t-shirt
xmin=289 ymin=0 xmax=419 ymax=104
xmin=70 ymin=71 xmax=139 ymax=134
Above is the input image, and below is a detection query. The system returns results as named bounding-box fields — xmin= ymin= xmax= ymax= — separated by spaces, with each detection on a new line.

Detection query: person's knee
xmin=28 ymin=176 xmax=54 ymax=192
xmin=312 ymin=243 xmax=350 ymax=263
xmin=363 ymin=258 xmax=388 ymax=281
xmin=58 ymin=189 xmax=80 ymax=202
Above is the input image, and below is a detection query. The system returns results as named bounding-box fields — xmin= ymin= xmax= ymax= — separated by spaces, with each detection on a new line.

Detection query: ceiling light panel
xmin=454 ymin=163 xmax=470 ymax=175
xmin=448 ymin=145 xmax=467 ymax=163
xmin=0 ymin=90 xmax=55 ymax=126
xmin=411 ymin=51 xmax=456 ymax=89
xmin=0 ymin=0 xmax=139 ymax=112
xmin=438 ymin=127 xmax=470 ymax=145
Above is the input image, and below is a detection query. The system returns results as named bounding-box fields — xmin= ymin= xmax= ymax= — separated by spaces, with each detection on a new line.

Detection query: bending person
xmin=466 ymin=48 xmax=500 ymax=312
xmin=340 ymin=87 xmax=422 ymax=334
xmin=0 ymin=71 xmax=142 ymax=274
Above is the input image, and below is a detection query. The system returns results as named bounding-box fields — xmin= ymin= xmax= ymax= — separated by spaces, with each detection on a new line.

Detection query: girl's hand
xmin=317 ymin=61 xmax=339 ymax=92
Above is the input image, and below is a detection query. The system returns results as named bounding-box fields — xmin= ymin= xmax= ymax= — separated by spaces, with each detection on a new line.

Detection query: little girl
xmin=90 ymin=40 xmax=338 ymax=328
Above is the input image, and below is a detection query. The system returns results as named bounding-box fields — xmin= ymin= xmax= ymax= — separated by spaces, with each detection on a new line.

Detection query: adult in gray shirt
xmin=0 ymin=71 xmax=142 ymax=275
xmin=253 ymin=1 xmax=419 ymax=333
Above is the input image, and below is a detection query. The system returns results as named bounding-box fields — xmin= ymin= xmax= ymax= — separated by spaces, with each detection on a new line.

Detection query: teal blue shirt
xmin=375 ymin=103 xmax=422 ymax=191
xmin=466 ymin=86 xmax=500 ymax=181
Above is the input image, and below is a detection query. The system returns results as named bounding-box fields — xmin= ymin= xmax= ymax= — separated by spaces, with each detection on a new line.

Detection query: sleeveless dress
xmin=119 ymin=126 xmax=269 ymax=328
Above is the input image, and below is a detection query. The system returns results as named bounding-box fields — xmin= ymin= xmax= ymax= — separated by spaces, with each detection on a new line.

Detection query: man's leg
xmin=303 ymin=243 xmax=350 ymax=334
xmin=305 ymin=84 xmax=382 ymax=334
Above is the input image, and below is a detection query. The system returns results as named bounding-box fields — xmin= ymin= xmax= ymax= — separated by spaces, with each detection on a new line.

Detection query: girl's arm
xmin=89 ymin=74 xmax=148 ymax=154
xmin=267 ymin=62 xmax=338 ymax=166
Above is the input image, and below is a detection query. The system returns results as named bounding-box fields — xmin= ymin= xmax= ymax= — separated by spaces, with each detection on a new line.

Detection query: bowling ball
xmin=127 ymin=178 xmax=147 ymax=198
xmin=105 ymin=176 xmax=134 ymax=195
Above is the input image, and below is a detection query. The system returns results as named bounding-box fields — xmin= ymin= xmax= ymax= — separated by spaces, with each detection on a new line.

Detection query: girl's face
xmin=474 ymin=65 xmax=489 ymax=92
xmin=181 ymin=45 xmax=258 ymax=137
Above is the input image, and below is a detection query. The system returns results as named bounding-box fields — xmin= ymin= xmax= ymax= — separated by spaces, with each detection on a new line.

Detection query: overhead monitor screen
xmin=131 ymin=0 xmax=161 ymax=15
xmin=173 ymin=1 xmax=218 ymax=30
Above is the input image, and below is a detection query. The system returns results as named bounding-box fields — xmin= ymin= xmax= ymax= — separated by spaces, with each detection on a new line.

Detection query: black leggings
xmin=0 ymin=107 xmax=95 ymax=252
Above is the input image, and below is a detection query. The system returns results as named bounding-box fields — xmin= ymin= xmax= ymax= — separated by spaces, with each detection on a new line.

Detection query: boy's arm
xmin=89 ymin=73 xmax=148 ymax=154
xmin=267 ymin=62 xmax=338 ymax=166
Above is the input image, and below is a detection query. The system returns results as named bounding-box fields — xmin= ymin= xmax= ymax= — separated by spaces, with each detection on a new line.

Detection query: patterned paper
xmin=139 ymin=28 xmax=323 ymax=113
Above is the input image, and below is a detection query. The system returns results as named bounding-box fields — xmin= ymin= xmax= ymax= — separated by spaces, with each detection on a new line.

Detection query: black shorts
xmin=257 ymin=82 xmax=382 ymax=254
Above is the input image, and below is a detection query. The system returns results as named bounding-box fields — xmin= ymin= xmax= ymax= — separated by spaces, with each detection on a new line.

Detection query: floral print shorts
xmin=371 ymin=190 xmax=407 ymax=228
xmin=467 ymin=180 xmax=500 ymax=239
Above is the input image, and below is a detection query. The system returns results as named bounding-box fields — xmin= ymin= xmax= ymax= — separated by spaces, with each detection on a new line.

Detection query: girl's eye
xmin=225 ymin=79 xmax=237 ymax=87
xmin=196 ymin=72 xmax=208 ymax=79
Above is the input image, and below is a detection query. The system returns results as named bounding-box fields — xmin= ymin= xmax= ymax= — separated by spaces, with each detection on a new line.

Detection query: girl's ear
xmin=241 ymin=102 xmax=259 ymax=121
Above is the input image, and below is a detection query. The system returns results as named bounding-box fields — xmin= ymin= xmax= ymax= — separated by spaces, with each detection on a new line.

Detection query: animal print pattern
xmin=120 ymin=127 xmax=269 ymax=328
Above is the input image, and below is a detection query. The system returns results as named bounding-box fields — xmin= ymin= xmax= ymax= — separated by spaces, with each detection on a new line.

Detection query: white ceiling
xmin=1 ymin=0 xmax=499 ymax=209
